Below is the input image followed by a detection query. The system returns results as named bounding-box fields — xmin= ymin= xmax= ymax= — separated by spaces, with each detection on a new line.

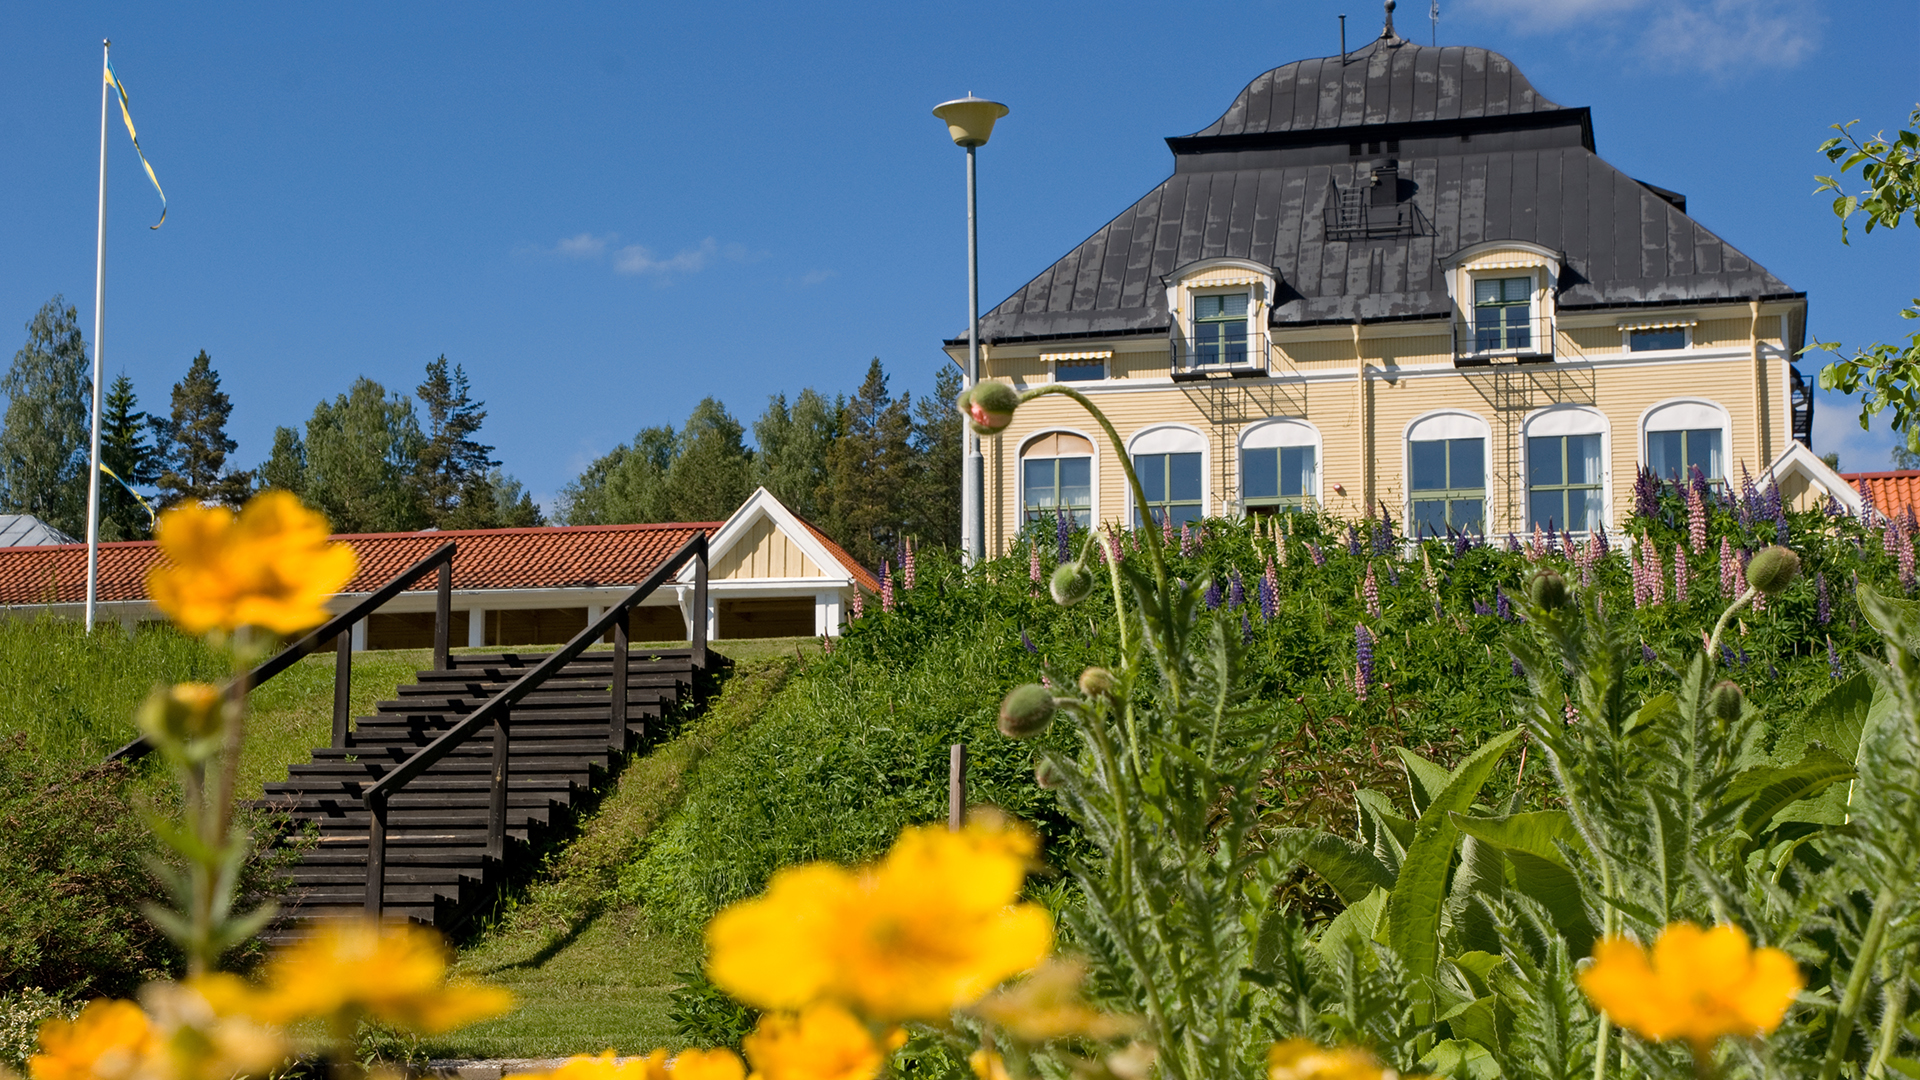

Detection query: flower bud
xmin=1034 ymin=759 xmax=1064 ymax=789
xmin=1709 ymin=680 xmax=1745 ymax=723
xmin=998 ymin=684 xmax=1056 ymax=740
xmin=1747 ymin=546 xmax=1801 ymax=595
xmin=1078 ymin=666 xmax=1115 ymax=699
xmin=1528 ymin=569 xmax=1569 ymax=611
xmin=137 ymin=682 xmax=228 ymax=757
xmin=963 ymin=382 xmax=1020 ymax=436
xmin=1050 ymin=561 xmax=1094 ymax=606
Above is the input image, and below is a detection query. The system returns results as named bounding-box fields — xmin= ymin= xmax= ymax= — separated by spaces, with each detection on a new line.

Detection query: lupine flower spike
xmin=1229 ymin=568 xmax=1245 ymax=610
xmin=851 ymin=588 xmax=864 ymax=619
xmin=1361 ymin=562 xmax=1381 ymax=618
xmin=902 ymin=537 xmax=915 ymax=589
xmin=1816 ymin=571 xmax=1831 ymax=626
xmin=1828 ymin=635 xmax=1844 ymax=679
xmin=881 ymin=562 xmax=895 ymax=613
xmin=1674 ymin=543 xmax=1689 ymax=604
xmin=1719 ymin=537 xmax=1737 ymax=597
xmin=1308 ymin=541 xmax=1326 ymax=567
xmin=1354 ymin=624 xmax=1374 ymax=702
xmin=1688 ymin=485 xmax=1708 ymax=554
xmin=1029 ymin=542 xmax=1042 ymax=584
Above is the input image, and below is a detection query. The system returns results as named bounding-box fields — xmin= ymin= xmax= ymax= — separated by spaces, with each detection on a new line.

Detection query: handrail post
xmin=692 ymin=538 xmax=708 ymax=668
xmin=487 ymin=710 xmax=510 ymax=863
xmin=610 ymin=609 xmax=629 ymax=752
xmin=365 ymin=791 xmax=387 ymax=918
xmin=434 ymin=560 xmax=451 ymax=671
xmin=332 ymin=627 xmax=352 ymax=748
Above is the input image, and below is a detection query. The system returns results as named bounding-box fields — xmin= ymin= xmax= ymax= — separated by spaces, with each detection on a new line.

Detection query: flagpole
xmin=85 ymin=38 xmax=109 ymax=633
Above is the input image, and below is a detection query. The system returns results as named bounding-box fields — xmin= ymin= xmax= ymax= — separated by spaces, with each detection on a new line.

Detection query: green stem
xmin=1820 ymin=886 xmax=1898 ymax=1080
xmin=1014 ymin=386 xmax=1168 ymax=602
xmin=1705 ymin=586 xmax=1758 ymax=663
xmin=1867 ymin=956 xmax=1911 ymax=1080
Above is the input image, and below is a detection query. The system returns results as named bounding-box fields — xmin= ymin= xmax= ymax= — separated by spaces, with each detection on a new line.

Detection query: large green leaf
xmin=1287 ymin=828 xmax=1397 ymax=905
xmin=1724 ymin=745 xmax=1855 ymax=850
xmin=1396 ymin=746 xmax=1453 ymax=817
xmin=1355 ymin=788 xmax=1414 ymax=871
xmin=1387 ymin=728 xmax=1523 ymax=1001
xmin=1419 ymin=1038 xmax=1501 ymax=1080
xmin=1316 ymin=885 xmax=1389 ymax=968
xmin=1451 ymin=810 xmax=1596 ymax=957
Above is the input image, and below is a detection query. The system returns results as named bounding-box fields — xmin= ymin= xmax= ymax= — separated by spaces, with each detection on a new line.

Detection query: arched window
xmin=1642 ymin=400 xmax=1730 ymax=486
xmin=1524 ymin=408 xmax=1607 ymax=533
xmin=1240 ymin=419 xmax=1319 ymax=515
xmin=1407 ymin=412 xmax=1489 ymax=537
xmin=1129 ymin=426 xmax=1206 ymax=527
xmin=1021 ymin=432 xmax=1095 ymax=527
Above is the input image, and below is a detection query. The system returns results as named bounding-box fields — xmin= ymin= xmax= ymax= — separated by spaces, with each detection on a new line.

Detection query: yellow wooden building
xmin=947 ymin=18 xmax=1826 ymax=554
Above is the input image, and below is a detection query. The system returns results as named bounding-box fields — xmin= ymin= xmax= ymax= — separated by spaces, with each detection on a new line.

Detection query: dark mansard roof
xmin=962 ymin=35 xmax=1798 ymax=345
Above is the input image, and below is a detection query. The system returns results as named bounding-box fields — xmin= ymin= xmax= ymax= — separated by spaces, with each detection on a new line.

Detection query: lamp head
xmin=932 ymin=96 xmax=1009 ymax=148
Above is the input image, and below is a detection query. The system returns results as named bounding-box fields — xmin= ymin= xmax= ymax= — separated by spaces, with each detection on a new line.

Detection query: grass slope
xmin=428 ymin=647 xmax=805 ymax=1058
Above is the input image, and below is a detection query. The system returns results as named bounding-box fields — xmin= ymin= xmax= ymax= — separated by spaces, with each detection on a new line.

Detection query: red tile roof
xmin=800 ymin=519 xmax=882 ymax=593
xmin=0 ymin=522 xmax=726 ymax=606
xmin=1843 ymin=471 xmax=1920 ymax=522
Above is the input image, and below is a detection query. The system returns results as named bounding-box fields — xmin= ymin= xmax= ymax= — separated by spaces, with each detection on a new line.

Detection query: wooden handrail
xmin=362 ymin=533 xmax=708 ymax=916
xmin=106 ymin=542 xmax=459 ymax=763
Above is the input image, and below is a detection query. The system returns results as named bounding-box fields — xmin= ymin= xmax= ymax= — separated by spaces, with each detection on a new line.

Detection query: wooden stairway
xmin=255 ymin=647 xmax=708 ymax=930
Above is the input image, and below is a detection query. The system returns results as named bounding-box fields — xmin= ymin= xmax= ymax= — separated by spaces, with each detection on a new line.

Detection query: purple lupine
xmin=1641 ymin=642 xmax=1657 ymax=665
xmin=1355 ymin=624 xmax=1375 ymax=702
xmin=1362 ymin=562 xmax=1381 ymax=618
xmin=1688 ymin=486 xmax=1709 ymax=554
xmin=1817 ymin=572 xmax=1831 ymax=625
xmin=1496 ymin=587 xmax=1514 ymax=622
xmin=1738 ymin=647 xmax=1751 ymax=668
xmin=1454 ymin=530 xmax=1472 ymax=557
xmin=1057 ymin=509 xmax=1072 ymax=563
xmin=1030 ymin=541 xmax=1042 ymax=583
xmin=1229 ymin=568 xmax=1245 ymax=610
xmin=1720 ymin=645 xmax=1737 ymax=667
xmin=1308 ymin=541 xmax=1326 ymax=566
xmin=1372 ymin=517 xmax=1391 ymax=555
xmin=1387 ymin=561 xmax=1400 ymax=587
xmin=1595 ymin=523 xmax=1611 ymax=557
xmin=1506 ymin=532 xmax=1523 ymax=554
xmin=1769 ymin=487 xmax=1789 ymax=546
xmin=1825 ymin=493 xmax=1846 ymax=518
xmin=1511 ymin=656 xmax=1525 ymax=678
xmin=1346 ymin=524 xmax=1362 ymax=558
xmin=1021 ymin=628 xmax=1037 ymax=654
xmin=1739 ymin=464 xmax=1758 ymax=527
xmin=1674 ymin=544 xmax=1689 ymax=605
xmin=1862 ymin=479 xmax=1879 ymax=525
xmin=1473 ymin=599 xmax=1494 ymax=617
xmin=1633 ymin=467 xmax=1662 ymax=520
xmin=881 ymin=561 xmax=895 ymax=613
xmin=1828 ymin=635 xmax=1843 ymax=679
xmin=1241 ymin=612 xmax=1253 ymax=645
xmin=1204 ymin=580 xmax=1222 ymax=610
xmin=902 ymin=537 xmax=916 ymax=589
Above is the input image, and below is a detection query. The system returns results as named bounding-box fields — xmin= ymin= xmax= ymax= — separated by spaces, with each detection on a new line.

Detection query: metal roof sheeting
xmin=0 ymin=514 xmax=79 ymax=548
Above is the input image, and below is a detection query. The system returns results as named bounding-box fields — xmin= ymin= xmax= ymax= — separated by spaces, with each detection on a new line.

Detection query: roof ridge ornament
xmin=1381 ymin=0 xmax=1406 ymax=44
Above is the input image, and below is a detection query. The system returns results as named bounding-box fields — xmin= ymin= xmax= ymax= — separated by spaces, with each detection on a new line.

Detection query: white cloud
xmin=1454 ymin=0 xmax=1818 ymax=75
xmin=1812 ymin=389 xmax=1901 ymax=474
xmin=799 ymin=268 xmax=837 ymax=286
xmin=553 ymin=232 xmax=612 ymax=259
xmin=613 ymin=238 xmax=720 ymax=278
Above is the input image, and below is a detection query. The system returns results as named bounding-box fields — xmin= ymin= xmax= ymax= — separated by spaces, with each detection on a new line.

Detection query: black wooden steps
xmin=253 ymin=648 xmax=705 ymax=936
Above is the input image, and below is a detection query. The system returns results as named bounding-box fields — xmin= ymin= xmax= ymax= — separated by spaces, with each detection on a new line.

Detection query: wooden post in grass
xmin=948 ymin=743 xmax=967 ymax=830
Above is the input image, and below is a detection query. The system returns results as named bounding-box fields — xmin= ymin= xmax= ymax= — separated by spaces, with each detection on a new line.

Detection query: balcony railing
xmin=1452 ymin=313 xmax=1555 ymax=365
xmin=1170 ymin=329 xmax=1269 ymax=381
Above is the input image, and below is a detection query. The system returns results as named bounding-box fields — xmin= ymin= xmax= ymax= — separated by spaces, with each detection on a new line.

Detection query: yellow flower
xmin=671 ymin=1049 xmax=746 ymax=1080
xmin=970 ymin=958 xmax=1140 ymax=1043
xmin=706 ymin=819 xmax=1053 ymax=1022
xmin=522 ymin=1052 xmax=668 ymax=1080
xmin=30 ymin=1000 xmax=154 ymax=1080
xmin=147 ymin=491 xmax=357 ymax=636
xmin=967 ymin=1051 xmax=1009 ymax=1080
xmin=1267 ymin=1040 xmax=1399 ymax=1080
xmin=741 ymin=1004 xmax=898 ymax=1080
xmin=253 ymin=921 xmax=512 ymax=1035
xmin=138 ymin=976 xmax=287 ymax=1080
xmin=1579 ymin=923 xmax=1802 ymax=1050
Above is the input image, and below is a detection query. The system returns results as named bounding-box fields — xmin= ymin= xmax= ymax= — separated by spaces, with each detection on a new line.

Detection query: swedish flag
xmin=104 ymin=56 xmax=166 ymax=228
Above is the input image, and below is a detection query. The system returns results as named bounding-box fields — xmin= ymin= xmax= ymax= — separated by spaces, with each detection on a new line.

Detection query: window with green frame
xmin=1133 ymin=451 xmax=1203 ymax=527
xmin=1022 ymin=455 xmax=1092 ymax=527
xmin=1473 ymin=276 xmax=1533 ymax=352
xmin=1409 ymin=437 xmax=1486 ymax=536
xmin=1646 ymin=427 xmax=1724 ymax=485
xmin=1193 ymin=293 xmax=1250 ymax=367
xmin=1527 ymin=433 xmax=1603 ymax=532
xmin=1241 ymin=444 xmax=1316 ymax=514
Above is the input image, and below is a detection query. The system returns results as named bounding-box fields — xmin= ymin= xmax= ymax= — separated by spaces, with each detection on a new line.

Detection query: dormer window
xmin=1193 ymin=293 xmax=1250 ymax=367
xmin=1473 ymin=277 xmax=1533 ymax=352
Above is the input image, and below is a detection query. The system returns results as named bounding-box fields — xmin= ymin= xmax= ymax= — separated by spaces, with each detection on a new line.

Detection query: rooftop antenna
xmin=1430 ymin=0 xmax=1439 ymax=44
xmin=1339 ymin=14 xmax=1347 ymax=61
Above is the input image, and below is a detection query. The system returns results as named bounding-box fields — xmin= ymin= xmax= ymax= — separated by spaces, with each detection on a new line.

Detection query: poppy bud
xmin=1050 ymin=561 xmax=1094 ymax=606
xmin=1709 ymin=680 xmax=1745 ymax=722
xmin=1528 ymin=569 xmax=1569 ymax=611
xmin=998 ymin=684 xmax=1056 ymax=740
xmin=1747 ymin=546 xmax=1801 ymax=595
xmin=1035 ymin=759 xmax=1064 ymax=789
xmin=963 ymin=382 xmax=1020 ymax=436
xmin=1078 ymin=666 xmax=1115 ymax=698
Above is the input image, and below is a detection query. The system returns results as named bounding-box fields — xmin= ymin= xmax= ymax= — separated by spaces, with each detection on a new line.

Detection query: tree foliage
xmin=666 ymin=399 xmax=757 ymax=522
xmin=98 ymin=374 xmax=157 ymax=541
xmin=298 ymin=376 xmax=427 ymax=534
xmin=0 ymin=297 xmax=90 ymax=534
xmin=153 ymin=351 xmax=250 ymax=509
xmin=415 ymin=355 xmax=499 ymax=528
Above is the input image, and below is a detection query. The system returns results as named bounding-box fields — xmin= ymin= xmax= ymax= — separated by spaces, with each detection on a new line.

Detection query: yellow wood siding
xmin=713 ymin=517 xmax=824 ymax=580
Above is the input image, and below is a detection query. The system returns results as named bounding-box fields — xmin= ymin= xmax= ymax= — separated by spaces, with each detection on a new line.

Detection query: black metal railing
xmin=1169 ymin=329 xmax=1270 ymax=380
xmin=107 ymin=542 xmax=458 ymax=763
xmin=358 ymin=533 xmax=708 ymax=917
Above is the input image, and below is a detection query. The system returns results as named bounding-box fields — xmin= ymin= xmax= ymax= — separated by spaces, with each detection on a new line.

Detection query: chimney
xmin=1369 ymin=159 xmax=1399 ymax=207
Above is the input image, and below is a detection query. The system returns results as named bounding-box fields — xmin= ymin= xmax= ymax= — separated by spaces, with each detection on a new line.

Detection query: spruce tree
xmin=0 ymin=296 xmax=91 ymax=533
xmin=301 ymin=377 xmax=426 ymax=533
xmin=256 ymin=426 xmax=308 ymax=496
xmin=665 ymin=398 xmax=755 ymax=522
xmin=153 ymin=351 xmax=251 ymax=508
xmin=825 ymin=359 xmax=914 ymax=568
xmin=415 ymin=355 xmax=497 ymax=527
xmin=754 ymin=389 xmax=840 ymax=521
xmin=908 ymin=365 xmax=963 ymax=549
xmin=447 ymin=469 xmax=544 ymax=529
xmin=98 ymin=374 xmax=158 ymax=540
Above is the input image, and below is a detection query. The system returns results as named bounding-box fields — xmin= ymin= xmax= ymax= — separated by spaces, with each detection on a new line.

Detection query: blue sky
xmin=2 ymin=1 xmax=1913 ymax=512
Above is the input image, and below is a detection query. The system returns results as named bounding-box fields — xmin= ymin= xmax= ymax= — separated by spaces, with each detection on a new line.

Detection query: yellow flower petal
xmin=254 ymin=921 xmax=511 ymax=1035
xmin=147 ymin=491 xmax=356 ymax=636
xmin=671 ymin=1048 xmax=746 ymax=1080
xmin=1578 ymin=923 xmax=1802 ymax=1049
xmin=29 ymin=1000 xmax=153 ymax=1080
xmin=742 ymin=1004 xmax=888 ymax=1080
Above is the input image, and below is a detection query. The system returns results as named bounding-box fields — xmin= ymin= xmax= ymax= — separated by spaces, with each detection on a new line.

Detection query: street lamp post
xmin=931 ymin=95 xmax=1007 ymax=567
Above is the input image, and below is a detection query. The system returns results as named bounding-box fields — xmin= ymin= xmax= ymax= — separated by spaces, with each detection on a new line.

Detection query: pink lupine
xmin=1162 ymin=512 xmax=1174 ymax=547
xmin=1362 ymin=562 xmax=1382 ymax=618
xmin=1631 ymin=546 xmax=1648 ymax=608
xmin=1264 ymin=556 xmax=1280 ymax=607
xmin=1105 ymin=524 xmax=1123 ymax=565
xmin=1180 ymin=522 xmax=1194 ymax=557
xmin=1674 ymin=543 xmax=1689 ymax=604
xmin=1647 ymin=547 xmax=1665 ymax=606
xmin=1719 ymin=536 xmax=1737 ymax=596
xmin=1528 ymin=525 xmax=1546 ymax=563
xmin=881 ymin=562 xmax=895 ymax=613
xmin=1308 ymin=540 xmax=1326 ymax=566
xmin=902 ymin=537 xmax=916 ymax=589
xmin=1897 ymin=517 xmax=1918 ymax=593
xmin=851 ymin=587 xmax=864 ymax=619
xmin=1030 ymin=541 xmax=1042 ymax=583
xmin=1688 ymin=487 xmax=1708 ymax=554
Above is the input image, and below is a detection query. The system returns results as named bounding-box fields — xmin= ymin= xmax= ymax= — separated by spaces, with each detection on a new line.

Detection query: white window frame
xmin=1440 ymin=240 xmax=1563 ymax=361
xmin=1404 ymin=410 xmax=1492 ymax=537
xmin=1237 ymin=418 xmax=1322 ymax=514
xmin=1522 ymin=406 xmax=1611 ymax=534
xmin=1162 ymin=258 xmax=1276 ymax=374
xmin=1018 ymin=429 xmax=1099 ymax=527
xmin=1126 ymin=424 xmax=1209 ymax=525
xmin=1640 ymin=398 xmax=1733 ymax=486
xmin=1044 ymin=350 xmax=1111 ymax=384
xmin=1620 ymin=321 xmax=1696 ymax=353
